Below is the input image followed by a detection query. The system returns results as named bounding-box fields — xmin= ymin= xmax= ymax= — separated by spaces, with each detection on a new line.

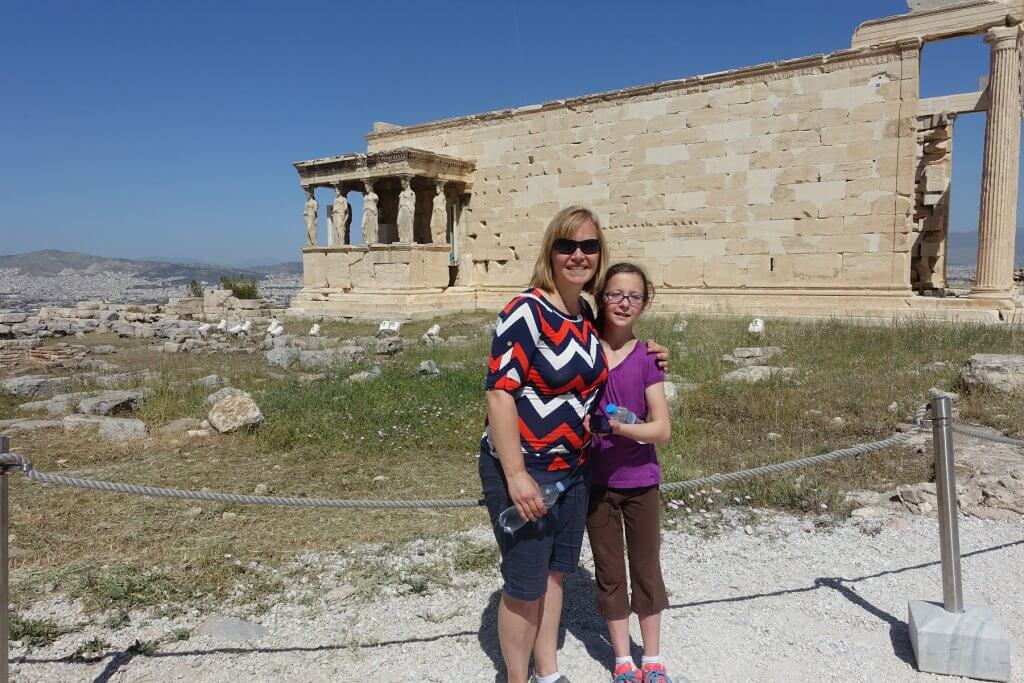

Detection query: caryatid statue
xmin=397 ymin=175 xmax=416 ymax=243
xmin=303 ymin=187 xmax=318 ymax=247
xmin=361 ymin=179 xmax=379 ymax=244
xmin=430 ymin=180 xmax=448 ymax=244
xmin=330 ymin=186 xmax=350 ymax=246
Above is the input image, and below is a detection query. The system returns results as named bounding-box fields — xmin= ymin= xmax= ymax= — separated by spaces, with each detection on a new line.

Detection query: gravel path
xmin=10 ymin=511 xmax=1023 ymax=682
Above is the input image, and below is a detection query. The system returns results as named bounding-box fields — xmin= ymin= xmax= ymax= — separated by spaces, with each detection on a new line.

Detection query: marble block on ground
xmin=908 ymin=600 xmax=1011 ymax=682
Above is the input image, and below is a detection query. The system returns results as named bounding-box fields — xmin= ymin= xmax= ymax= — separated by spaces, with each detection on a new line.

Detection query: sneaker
xmin=612 ymin=662 xmax=642 ymax=682
xmin=529 ymin=677 xmax=570 ymax=683
xmin=641 ymin=663 xmax=673 ymax=683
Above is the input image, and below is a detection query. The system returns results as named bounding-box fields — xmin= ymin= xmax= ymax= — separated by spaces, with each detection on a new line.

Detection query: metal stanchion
xmin=929 ymin=396 xmax=963 ymax=613
xmin=908 ymin=398 xmax=1011 ymax=681
xmin=1 ymin=435 xmax=9 ymax=683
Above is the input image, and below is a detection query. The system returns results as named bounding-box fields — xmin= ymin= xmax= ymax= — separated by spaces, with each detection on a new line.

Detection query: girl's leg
xmin=586 ymin=486 xmax=632 ymax=659
xmin=637 ymin=611 xmax=661 ymax=656
xmin=498 ymin=594 xmax=541 ymax=683
xmin=622 ymin=486 xmax=669 ymax=658
xmin=532 ymin=570 xmax=564 ymax=677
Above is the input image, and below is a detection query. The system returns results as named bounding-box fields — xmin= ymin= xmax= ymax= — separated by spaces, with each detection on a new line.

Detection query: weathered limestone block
xmin=208 ymin=395 xmax=264 ymax=433
xmin=960 ymin=354 xmax=1024 ymax=393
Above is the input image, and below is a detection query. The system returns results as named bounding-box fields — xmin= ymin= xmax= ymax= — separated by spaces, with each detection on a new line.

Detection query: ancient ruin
xmin=291 ymin=1 xmax=1024 ymax=321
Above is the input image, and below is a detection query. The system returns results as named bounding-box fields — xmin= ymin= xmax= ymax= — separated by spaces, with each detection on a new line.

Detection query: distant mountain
xmin=0 ymin=249 xmax=301 ymax=281
xmin=947 ymin=231 xmax=1024 ymax=266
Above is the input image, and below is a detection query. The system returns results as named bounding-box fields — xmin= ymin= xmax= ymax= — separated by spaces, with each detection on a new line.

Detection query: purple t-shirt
xmin=590 ymin=340 xmax=666 ymax=488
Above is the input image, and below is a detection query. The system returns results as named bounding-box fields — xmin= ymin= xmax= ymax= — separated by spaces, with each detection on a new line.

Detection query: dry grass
xmin=3 ymin=312 xmax=1022 ymax=613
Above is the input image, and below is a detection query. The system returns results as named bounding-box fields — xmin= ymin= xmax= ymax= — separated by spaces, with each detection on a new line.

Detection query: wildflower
xmin=713 ymin=488 xmax=722 ymax=494
xmin=685 ymin=507 xmax=692 ymax=513
xmin=668 ymin=502 xmax=679 ymax=510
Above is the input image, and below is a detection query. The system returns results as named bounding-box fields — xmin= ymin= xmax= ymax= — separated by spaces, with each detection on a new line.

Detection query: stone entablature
xmin=288 ymin=2 xmax=1023 ymax=322
xmin=294 ymin=147 xmax=475 ymax=189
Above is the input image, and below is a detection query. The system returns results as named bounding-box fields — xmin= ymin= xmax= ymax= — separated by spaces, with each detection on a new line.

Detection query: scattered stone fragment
xmin=208 ymin=395 xmax=263 ymax=433
xmin=62 ymin=415 xmax=148 ymax=441
xmin=186 ymin=429 xmax=212 ymax=438
xmin=0 ymin=418 xmax=63 ymax=432
xmin=77 ymin=389 xmax=151 ymax=416
xmin=264 ymin=347 xmax=300 ymax=369
xmin=89 ymin=345 xmax=117 ymax=355
xmin=417 ymin=360 xmax=441 ymax=376
xmin=204 ymin=387 xmax=251 ymax=407
xmin=347 ymin=366 xmax=383 ymax=383
xmin=375 ymin=338 xmax=403 ymax=355
xmin=192 ymin=374 xmax=223 ymax=389
xmin=959 ymin=353 xmax=1024 ymax=393
xmin=0 ymin=375 xmax=73 ymax=399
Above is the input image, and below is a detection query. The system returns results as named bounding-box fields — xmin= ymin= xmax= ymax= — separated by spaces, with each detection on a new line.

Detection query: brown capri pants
xmin=586 ymin=484 xmax=669 ymax=620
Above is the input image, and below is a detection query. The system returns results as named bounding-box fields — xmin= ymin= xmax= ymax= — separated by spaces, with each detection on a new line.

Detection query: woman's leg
xmin=532 ymin=570 xmax=564 ymax=677
xmin=499 ymin=593 xmax=541 ymax=683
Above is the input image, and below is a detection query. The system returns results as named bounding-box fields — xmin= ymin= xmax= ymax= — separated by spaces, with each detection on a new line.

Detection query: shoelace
xmin=643 ymin=667 xmax=670 ymax=683
xmin=613 ymin=669 xmax=641 ymax=683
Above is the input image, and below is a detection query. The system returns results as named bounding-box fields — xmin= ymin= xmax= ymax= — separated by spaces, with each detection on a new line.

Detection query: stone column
xmin=397 ymin=175 xmax=415 ymax=243
xmin=303 ymin=187 xmax=318 ymax=247
xmin=361 ymin=179 xmax=379 ymax=245
xmin=972 ymin=25 xmax=1022 ymax=300
xmin=330 ymin=185 xmax=350 ymax=246
xmin=430 ymin=180 xmax=448 ymax=244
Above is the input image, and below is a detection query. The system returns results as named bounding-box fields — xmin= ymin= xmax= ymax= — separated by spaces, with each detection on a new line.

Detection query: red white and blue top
xmin=484 ymin=288 xmax=608 ymax=479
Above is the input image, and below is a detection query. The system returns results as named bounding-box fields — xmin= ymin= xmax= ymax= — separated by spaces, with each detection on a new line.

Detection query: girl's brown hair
xmin=595 ymin=262 xmax=656 ymax=331
xmin=529 ymin=205 xmax=609 ymax=295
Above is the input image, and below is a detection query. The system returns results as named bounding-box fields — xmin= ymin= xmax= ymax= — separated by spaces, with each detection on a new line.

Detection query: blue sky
xmin=0 ymin=1 xmax=1018 ymax=265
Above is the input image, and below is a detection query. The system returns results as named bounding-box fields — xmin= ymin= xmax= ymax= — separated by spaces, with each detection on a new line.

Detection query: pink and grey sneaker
xmin=641 ymin=662 xmax=673 ymax=683
xmin=612 ymin=662 xmax=642 ymax=683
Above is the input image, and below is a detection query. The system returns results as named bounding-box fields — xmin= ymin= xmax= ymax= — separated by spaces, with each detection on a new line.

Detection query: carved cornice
xmin=295 ymin=147 xmax=475 ymax=188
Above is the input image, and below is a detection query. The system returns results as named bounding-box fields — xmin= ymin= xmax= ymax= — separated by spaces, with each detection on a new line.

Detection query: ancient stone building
xmin=291 ymin=1 xmax=1024 ymax=321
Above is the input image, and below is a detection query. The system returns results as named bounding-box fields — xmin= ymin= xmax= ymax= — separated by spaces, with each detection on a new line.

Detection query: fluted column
xmin=972 ymin=25 xmax=1022 ymax=300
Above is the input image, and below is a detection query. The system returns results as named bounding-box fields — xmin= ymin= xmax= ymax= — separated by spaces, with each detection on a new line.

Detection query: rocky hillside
xmin=0 ymin=250 xmax=300 ymax=280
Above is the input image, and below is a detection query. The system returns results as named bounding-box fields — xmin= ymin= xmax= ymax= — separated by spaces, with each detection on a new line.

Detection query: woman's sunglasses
xmin=552 ymin=238 xmax=601 ymax=255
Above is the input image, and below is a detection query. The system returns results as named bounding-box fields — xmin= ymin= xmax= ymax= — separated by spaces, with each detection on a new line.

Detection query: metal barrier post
xmin=907 ymin=398 xmax=1011 ymax=681
xmin=929 ymin=396 xmax=963 ymax=613
xmin=1 ymin=435 xmax=9 ymax=683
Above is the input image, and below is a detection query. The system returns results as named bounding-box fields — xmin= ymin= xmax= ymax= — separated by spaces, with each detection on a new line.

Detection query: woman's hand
xmin=507 ymin=470 xmax=546 ymax=522
xmin=646 ymin=339 xmax=670 ymax=371
xmin=607 ymin=418 xmax=624 ymax=435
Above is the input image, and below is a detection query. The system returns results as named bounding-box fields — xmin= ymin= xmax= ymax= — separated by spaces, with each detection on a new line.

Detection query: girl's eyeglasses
xmin=603 ymin=291 xmax=645 ymax=307
xmin=552 ymin=238 xmax=601 ymax=255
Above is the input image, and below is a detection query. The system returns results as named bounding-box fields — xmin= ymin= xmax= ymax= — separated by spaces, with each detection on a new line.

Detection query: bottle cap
xmin=605 ymin=404 xmax=617 ymax=414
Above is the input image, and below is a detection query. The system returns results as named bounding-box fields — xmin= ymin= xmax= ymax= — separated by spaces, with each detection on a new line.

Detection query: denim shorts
xmin=478 ymin=449 xmax=589 ymax=601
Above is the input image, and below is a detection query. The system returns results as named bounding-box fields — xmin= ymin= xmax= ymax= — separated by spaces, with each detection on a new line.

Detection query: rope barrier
xmin=0 ymin=404 xmax=961 ymax=509
xmin=951 ymin=423 xmax=1024 ymax=448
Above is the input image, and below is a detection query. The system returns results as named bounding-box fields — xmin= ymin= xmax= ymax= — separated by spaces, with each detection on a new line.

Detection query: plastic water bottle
xmin=498 ymin=480 xmax=566 ymax=534
xmin=606 ymin=403 xmax=644 ymax=424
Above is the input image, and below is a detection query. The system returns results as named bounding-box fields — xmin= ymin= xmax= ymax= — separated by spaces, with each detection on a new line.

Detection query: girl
xmin=586 ymin=263 xmax=674 ymax=683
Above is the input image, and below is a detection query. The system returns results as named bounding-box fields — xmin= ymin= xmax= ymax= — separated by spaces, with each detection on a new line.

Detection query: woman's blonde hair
xmin=529 ymin=205 xmax=609 ymax=295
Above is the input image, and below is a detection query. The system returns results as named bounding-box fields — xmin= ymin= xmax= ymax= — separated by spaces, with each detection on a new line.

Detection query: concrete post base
xmin=908 ymin=600 xmax=1011 ymax=681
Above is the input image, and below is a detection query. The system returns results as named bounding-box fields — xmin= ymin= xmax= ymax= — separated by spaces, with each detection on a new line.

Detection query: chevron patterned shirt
xmin=484 ymin=288 xmax=608 ymax=477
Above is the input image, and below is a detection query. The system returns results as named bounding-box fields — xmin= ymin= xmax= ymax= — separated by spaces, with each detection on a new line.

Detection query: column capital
xmin=985 ymin=25 xmax=1021 ymax=51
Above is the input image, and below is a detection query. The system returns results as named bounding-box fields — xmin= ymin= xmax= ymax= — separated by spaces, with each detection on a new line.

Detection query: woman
xmin=481 ymin=206 xmax=666 ymax=683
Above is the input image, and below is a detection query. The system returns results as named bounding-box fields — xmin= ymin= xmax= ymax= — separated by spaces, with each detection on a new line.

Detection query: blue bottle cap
xmin=605 ymin=404 xmax=617 ymax=414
